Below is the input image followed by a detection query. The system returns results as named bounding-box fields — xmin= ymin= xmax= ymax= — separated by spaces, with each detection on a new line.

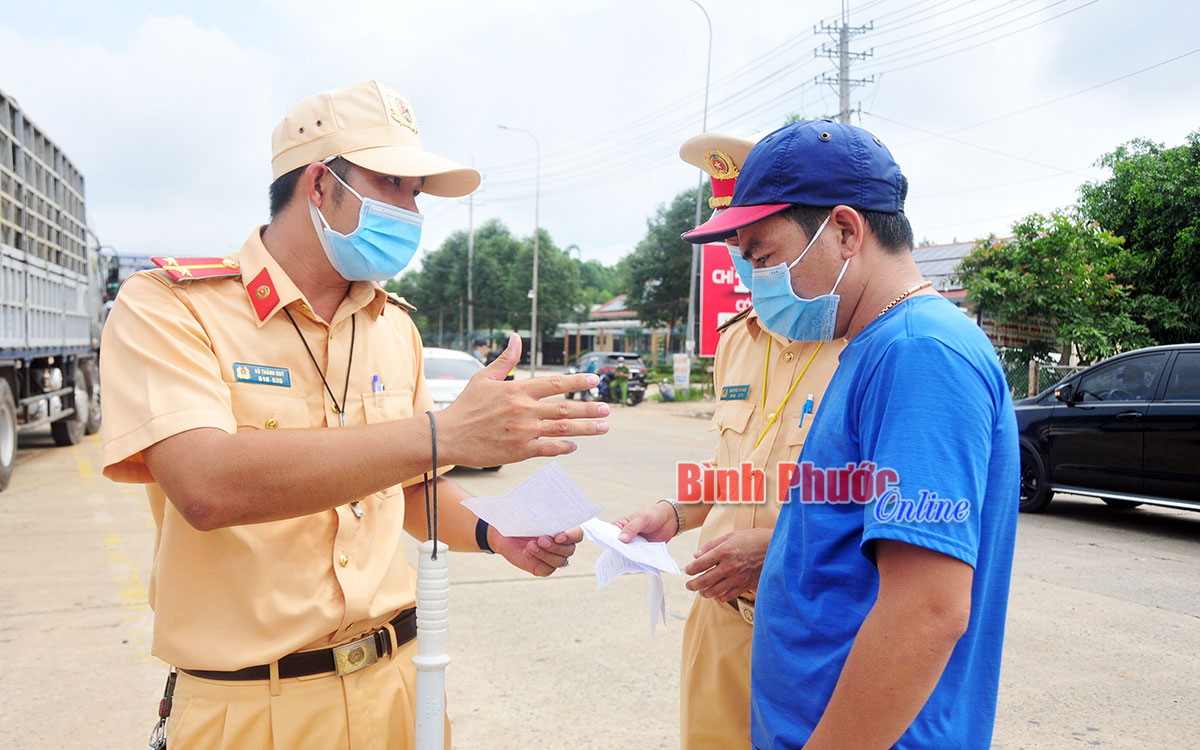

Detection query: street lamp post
xmin=684 ymin=0 xmax=712 ymax=361
xmin=498 ymin=125 xmax=541 ymax=378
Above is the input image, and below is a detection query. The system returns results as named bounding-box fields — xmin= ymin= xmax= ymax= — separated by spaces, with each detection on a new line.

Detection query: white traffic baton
xmin=414 ymin=409 xmax=449 ymax=750
xmin=414 ymin=539 xmax=450 ymax=750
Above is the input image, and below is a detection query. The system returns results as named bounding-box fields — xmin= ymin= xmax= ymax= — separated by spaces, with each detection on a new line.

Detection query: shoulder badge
xmin=716 ymin=306 xmax=753 ymax=333
xmin=153 ymin=256 xmax=242 ymax=283
xmin=386 ymin=292 xmax=417 ymax=312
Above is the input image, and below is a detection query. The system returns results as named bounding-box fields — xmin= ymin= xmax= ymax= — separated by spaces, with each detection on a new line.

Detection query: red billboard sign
xmin=699 ymin=243 xmax=752 ymax=357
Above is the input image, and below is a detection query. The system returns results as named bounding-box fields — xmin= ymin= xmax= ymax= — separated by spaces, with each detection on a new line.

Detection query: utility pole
xmin=466 ymin=188 xmax=474 ymax=343
xmin=815 ymin=1 xmax=873 ymax=123
xmin=684 ymin=0 xmax=712 ymax=362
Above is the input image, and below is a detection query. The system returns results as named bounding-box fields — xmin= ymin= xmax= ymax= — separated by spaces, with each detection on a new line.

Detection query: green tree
xmin=503 ymin=227 xmax=582 ymax=339
xmin=570 ymin=258 xmax=623 ymax=322
xmin=1077 ymin=131 xmax=1200 ymax=344
xmin=389 ymin=220 xmax=585 ymax=344
xmin=625 ymin=182 xmax=712 ymax=330
xmin=957 ymin=210 xmax=1153 ymax=365
xmin=388 ymin=219 xmax=523 ymax=344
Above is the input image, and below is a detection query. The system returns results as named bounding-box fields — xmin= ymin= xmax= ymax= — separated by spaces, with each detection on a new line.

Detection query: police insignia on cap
xmin=707 ymin=150 xmax=737 ymax=179
xmin=388 ymin=95 xmax=418 ymax=134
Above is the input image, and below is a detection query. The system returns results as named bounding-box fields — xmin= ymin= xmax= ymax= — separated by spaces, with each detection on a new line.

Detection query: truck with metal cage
xmin=0 ymin=87 xmax=105 ymax=490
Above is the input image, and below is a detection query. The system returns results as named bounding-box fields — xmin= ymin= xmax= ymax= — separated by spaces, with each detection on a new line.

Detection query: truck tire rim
xmin=0 ymin=403 xmax=13 ymax=466
xmin=74 ymin=384 xmax=89 ymax=425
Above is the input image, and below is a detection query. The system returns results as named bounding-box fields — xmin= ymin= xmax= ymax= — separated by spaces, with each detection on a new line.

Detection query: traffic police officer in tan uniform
xmin=614 ymin=132 xmax=845 ymax=749
xmin=100 ymin=80 xmax=608 ymax=750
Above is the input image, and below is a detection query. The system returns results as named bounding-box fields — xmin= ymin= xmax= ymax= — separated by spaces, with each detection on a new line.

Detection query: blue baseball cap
xmin=682 ymin=120 xmax=905 ymax=243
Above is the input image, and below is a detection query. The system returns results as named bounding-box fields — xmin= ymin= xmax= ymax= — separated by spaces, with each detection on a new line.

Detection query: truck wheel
xmin=0 ymin=380 xmax=16 ymax=490
xmin=82 ymin=360 xmax=102 ymax=435
xmin=51 ymin=379 xmax=87 ymax=446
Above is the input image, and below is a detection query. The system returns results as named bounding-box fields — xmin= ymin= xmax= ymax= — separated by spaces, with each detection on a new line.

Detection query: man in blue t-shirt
xmin=682 ymin=120 xmax=1018 ymax=749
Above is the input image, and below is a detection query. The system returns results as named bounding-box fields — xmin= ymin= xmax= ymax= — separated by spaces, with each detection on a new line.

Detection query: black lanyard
xmin=284 ymin=309 xmax=356 ymax=428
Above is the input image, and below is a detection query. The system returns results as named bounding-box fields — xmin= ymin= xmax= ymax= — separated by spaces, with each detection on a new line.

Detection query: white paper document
xmin=461 ymin=462 xmax=600 ymax=538
xmin=581 ymin=518 xmax=680 ymax=636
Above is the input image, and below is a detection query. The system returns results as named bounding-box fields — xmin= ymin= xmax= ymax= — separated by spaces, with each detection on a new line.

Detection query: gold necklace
xmin=877 ymin=280 xmax=933 ymax=319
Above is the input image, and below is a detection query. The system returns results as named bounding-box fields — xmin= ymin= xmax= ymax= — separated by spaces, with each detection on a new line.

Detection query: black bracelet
xmin=424 ymin=410 xmax=439 ymax=560
xmin=475 ymin=518 xmax=495 ymax=554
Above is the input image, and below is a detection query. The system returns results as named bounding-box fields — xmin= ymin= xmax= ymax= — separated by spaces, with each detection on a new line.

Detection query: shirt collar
xmin=745 ymin=308 xmax=793 ymax=346
xmin=236 ymin=227 xmax=388 ymax=326
xmin=744 ymin=308 xmax=849 ymax=352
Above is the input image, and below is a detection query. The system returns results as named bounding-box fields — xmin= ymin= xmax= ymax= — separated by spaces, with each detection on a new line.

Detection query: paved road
xmin=1 ymin=401 xmax=1197 ymax=748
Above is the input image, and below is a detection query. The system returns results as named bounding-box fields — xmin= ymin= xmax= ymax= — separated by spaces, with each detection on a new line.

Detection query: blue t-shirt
xmin=750 ymin=295 xmax=1019 ymax=750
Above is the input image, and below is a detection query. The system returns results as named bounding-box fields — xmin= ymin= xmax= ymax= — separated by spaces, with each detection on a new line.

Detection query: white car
xmin=422 ymin=347 xmax=500 ymax=471
xmin=423 ymin=347 xmax=484 ymax=410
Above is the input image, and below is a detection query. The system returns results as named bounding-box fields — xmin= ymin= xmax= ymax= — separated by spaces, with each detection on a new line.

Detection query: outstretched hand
xmin=437 ymin=333 xmax=609 ymax=468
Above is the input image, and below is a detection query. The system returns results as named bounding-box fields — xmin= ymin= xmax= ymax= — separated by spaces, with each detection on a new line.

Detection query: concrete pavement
xmin=1 ymin=400 xmax=1198 ymax=747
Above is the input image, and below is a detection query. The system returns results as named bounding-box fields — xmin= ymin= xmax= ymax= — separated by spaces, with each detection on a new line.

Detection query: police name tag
xmin=233 ymin=363 xmax=292 ymax=387
xmin=720 ymin=385 xmax=750 ymax=400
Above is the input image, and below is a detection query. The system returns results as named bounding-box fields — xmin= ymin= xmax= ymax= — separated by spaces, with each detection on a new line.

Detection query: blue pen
xmin=798 ymin=393 xmax=814 ymax=429
xmin=372 ymin=374 xmax=383 ymax=408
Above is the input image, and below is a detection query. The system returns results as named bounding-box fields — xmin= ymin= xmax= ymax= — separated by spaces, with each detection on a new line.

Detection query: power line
xmin=477 ymin=2 xmax=876 ymax=178
xmin=911 ymin=44 xmax=1200 ymax=142
xmin=864 ymin=0 xmax=1102 ymax=75
xmin=863 ymin=110 xmax=1094 ymax=177
xmin=866 ymin=0 xmax=1046 ymax=51
xmin=479 ymin=28 xmax=820 ymax=174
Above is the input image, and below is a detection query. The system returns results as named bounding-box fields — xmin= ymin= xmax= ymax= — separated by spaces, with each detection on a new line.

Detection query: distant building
xmin=913 ymin=240 xmax=977 ymax=310
xmin=559 ymin=293 xmax=682 ymax=364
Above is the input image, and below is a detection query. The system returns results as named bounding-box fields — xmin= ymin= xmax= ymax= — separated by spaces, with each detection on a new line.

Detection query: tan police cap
xmin=271 ymin=80 xmax=481 ymax=198
xmin=679 ymin=132 xmax=764 ymax=210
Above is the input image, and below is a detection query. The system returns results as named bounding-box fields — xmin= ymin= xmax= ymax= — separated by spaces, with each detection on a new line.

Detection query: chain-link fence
xmin=1034 ymin=364 xmax=1085 ymax=394
xmin=999 ymin=358 xmax=1085 ymax=398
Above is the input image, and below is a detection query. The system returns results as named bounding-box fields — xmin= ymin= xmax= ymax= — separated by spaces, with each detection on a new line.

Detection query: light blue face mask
xmin=728 ymin=245 xmax=756 ymax=291
xmin=750 ymin=213 xmax=849 ymax=342
xmin=309 ymin=164 xmax=424 ymax=281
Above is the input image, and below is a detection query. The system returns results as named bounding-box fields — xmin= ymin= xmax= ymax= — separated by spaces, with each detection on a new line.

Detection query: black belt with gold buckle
xmin=181 ymin=607 xmax=416 ymax=681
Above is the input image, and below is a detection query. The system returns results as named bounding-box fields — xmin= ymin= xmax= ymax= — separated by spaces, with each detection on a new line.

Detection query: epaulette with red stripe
xmin=716 ymin=306 xmax=753 ymax=333
xmin=152 ymin=256 xmax=243 ymax=282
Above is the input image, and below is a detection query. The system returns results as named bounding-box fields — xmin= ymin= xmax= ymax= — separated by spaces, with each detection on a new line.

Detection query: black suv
xmin=1015 ymin=344 xmax=1200 ymax=513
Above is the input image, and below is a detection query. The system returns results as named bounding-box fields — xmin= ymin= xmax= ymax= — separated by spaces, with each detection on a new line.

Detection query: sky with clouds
xmin=2 ymin=0 xmax=1199 ymax=269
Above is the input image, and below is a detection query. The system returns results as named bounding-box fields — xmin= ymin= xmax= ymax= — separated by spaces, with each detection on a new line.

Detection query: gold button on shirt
xmin=681 ymin=310 xmax=845 ymax=750
xmin=100 ymin=228 xmax=438 ymax=671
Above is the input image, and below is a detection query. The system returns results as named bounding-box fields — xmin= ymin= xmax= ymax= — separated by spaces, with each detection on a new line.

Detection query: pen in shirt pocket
xmin=798 ymin=393 xmax=814 ymax=429
xmin=372 ymin=374 xmax=384 ymax=408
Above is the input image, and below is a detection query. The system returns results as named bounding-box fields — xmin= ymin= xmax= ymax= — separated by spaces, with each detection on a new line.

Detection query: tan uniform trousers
xmin=166 ymin=638 xmax=450 ymax=750
xmin=680 ymin=593 xmax=754 ymax=749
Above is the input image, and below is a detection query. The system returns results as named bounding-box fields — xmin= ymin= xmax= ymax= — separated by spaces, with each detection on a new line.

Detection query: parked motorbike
xmin=582 ymin=371 xmax=645 ymax=406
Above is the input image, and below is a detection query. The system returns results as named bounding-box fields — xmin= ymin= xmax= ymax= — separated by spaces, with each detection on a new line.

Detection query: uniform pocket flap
xmin=361 ymin=389 xmax=415 ymax=424
xmin=715 ymin=400 xmax=756 ymax=435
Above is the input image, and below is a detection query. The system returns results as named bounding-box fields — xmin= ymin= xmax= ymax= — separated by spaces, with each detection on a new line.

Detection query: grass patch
xmin=653 ymin=387 xmax=709 ymax=403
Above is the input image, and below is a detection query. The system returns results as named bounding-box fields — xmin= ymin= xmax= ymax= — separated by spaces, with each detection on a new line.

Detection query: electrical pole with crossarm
xmin=815 ymin=1 xmax=874 ymax=123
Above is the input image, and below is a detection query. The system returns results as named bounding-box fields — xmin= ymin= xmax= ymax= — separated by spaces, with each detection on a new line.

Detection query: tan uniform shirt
xmin=101 ymin=228 xmax=435 ymax=670
xmin=700 ymin=310 xmax=846 ymax=554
